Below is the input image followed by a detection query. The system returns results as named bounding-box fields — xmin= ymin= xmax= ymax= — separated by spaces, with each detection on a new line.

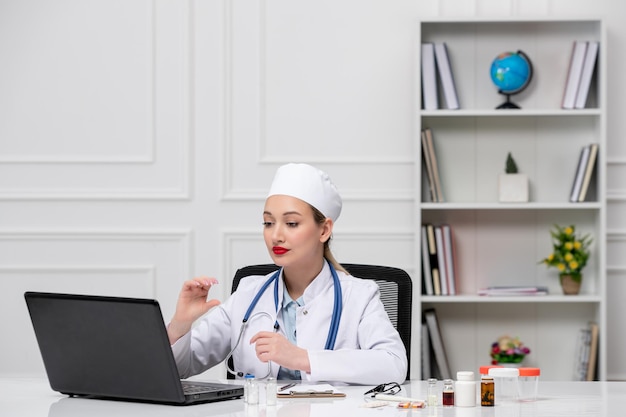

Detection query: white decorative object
xmin=499 ymin=173 xmax=529 ymax=202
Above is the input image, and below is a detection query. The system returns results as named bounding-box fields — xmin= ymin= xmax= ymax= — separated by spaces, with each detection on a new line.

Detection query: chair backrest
xmin=227 ymin=263 xmax=412 ymax=381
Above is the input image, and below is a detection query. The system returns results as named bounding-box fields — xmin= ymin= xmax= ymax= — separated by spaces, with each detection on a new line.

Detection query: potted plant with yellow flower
xmin=540 ymin=224 xmax=592 ymax=295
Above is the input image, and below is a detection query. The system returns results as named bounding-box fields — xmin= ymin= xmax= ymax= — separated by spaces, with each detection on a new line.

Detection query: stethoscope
xmin=226 ymin=261 xmax=343 ymax=379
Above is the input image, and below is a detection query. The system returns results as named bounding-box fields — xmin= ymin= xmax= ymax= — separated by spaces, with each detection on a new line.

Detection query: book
xmin=478 ymin=286 xmax=549 ymax=296
xmin=434 ymin=226 xmax=448 ymax=296
xmin=441 ymin=224 xmax=456 ymax=295
xmin=433 ymin=42 xmax=460 ymax=110
xmin=570 ymin=145 xmax=591 ymax=202
xmin=426 ymin=224 xmax=441 ymax=295
xmin=562 ymin=41 xmax=588 ymax=109
xmin=586 ymin=321 xmax=599 ymax=381
xmin=573 ymin=327 xmax=591 ymax=380
xmin=578 ymin=143 xmax=599 ymax=202
xmin=575 ymin=41 xmax=599 ymax=109
xmin=424 ymin=308 xmax=452 ymax=380
xmin=421 ymin=43 xmax=439 ymax=110
xmin=421 ymin=130 xmax=437 ymax=202
xmin=421 ymin=320 xmax=433 ymax=379
xmin=420 ymin=225 xmax=434 ymax=295
xmin=423 ymin=128 xmax=444 ymax=202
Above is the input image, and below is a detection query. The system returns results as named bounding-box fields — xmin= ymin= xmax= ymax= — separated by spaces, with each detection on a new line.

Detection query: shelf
xmin=422 ymin=295 xmax=603 ymax=303
xmin=415 ymin=17 xmax=606 ymax=381
xmin=420 ymin=202 xmax=602 ymax=210
xmin=421 ymin=109 xmax=601 ymax=117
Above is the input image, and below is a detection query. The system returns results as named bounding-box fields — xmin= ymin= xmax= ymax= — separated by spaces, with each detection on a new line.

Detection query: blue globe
xmin=489 ymin=50 xmax=533 ymax=109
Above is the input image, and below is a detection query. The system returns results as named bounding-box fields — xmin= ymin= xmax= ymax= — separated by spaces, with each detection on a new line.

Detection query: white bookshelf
xmin=415 ymin=18 xmax=606 ymax=381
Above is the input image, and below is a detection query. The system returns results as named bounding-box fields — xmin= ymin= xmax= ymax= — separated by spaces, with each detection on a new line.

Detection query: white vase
xmin=498 ymin=362 xmax=522 ymax=368
xmin=498 ymin=173 xmax=529 ymax=202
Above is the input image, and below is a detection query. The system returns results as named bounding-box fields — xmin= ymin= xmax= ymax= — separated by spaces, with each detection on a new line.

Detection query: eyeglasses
xmin=364 ymin=382 xmax=401 ymax=397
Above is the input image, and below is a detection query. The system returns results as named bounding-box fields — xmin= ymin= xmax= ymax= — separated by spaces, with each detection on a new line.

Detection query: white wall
xmin=1 ymin=0 xmax=625 ymax=380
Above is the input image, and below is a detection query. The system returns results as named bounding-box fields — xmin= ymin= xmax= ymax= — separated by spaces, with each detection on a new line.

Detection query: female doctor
xmin=167 ymin=163 xmax=407 ymax=384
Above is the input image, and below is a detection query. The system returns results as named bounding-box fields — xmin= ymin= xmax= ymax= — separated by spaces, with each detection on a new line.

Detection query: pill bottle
xmin=480 ymin=375 xmax=494 ymax=406
xmin=488 ymin=367 xmax=519 ymax=404
xmin=244 ymin=374 xmax=258 ymax=404
xmin=442 ymin=378 xmax=455 ymax=406
xmin=455 ymin=371 xmax=477 ymax=407
xmin=427 ymin=378 xmax=438 ymax=406
xmin=517 ymin=367 xmax=540 ymax=402
xmin=265 ymin=377 xmax=277 ymax=405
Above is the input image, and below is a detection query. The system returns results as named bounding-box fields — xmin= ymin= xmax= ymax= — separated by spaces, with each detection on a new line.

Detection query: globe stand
xmin=496 ymin=92 xmax=521 ymax=109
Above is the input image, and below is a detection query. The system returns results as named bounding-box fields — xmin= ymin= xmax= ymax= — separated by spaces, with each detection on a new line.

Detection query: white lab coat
xmin=171 ymin=262 xmax=408 ymax=385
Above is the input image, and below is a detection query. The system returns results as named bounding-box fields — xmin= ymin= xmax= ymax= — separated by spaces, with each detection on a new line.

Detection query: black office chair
xmin=226 ymin=263 xmax=412 ymax=381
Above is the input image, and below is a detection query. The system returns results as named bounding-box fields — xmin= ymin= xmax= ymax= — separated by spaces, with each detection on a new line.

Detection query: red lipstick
xmin=272 ymin=246 xmax=289 ymax=255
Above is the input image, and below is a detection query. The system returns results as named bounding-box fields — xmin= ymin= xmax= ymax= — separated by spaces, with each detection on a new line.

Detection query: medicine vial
xmin=265 ymin=377 xmax=277 ymax=406
xmin=244 ymin=374 xmax=258 ymax=404
xmin=481 ymin=375 xmax=495 ymax=406
xmin=442 ymin=379 xmax=455 ymax=406
xmin=455 ymin=371 xmax=477 ymax=407
xmin=427 ymin=378 xmax=438 ymax=406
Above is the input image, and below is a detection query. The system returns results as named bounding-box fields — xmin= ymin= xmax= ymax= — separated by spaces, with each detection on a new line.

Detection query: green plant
xmin=505 ymin=152 xmax=519 ymax=174
xmin=490 ymin=335 xmax=530 ymax=364
xmin=539 ymin=224 xmax=592 ymax=281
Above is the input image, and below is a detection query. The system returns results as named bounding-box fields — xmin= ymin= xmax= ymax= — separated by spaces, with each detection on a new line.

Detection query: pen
xmin=279 ymin=382 xmax=297 ymax=392
xmin=375 ymin=394 xmax=426 ymax=403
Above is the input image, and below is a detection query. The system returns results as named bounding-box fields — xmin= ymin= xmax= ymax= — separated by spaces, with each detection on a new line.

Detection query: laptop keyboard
xmin=182 ymin=382 xmax=221 ymax=394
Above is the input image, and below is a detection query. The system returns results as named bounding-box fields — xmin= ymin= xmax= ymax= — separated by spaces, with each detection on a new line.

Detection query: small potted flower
xmin=490 ymin=335 xmax=530 ymax=366
xmin=539 ymin=224 xmax=592 ymax=295
xmin=499 ymin=152 xmax=529 ymax=202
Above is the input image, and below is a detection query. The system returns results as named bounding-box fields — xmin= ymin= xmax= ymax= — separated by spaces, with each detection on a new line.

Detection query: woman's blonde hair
xmin=310 ymin=205 xmax=348 ymax=275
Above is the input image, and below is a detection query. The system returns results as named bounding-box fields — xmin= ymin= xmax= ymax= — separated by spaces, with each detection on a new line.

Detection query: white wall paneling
xmin=0 ymin=0 xmax=191 ymax=200
xmin=222 ymin=0 xmax=416 ymax=201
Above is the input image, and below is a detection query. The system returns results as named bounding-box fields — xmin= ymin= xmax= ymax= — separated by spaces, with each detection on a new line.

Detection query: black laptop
xmin=24 ymin=291 xmax=243 ymax=405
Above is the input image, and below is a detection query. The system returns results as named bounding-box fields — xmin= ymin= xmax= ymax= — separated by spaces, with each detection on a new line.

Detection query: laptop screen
xmin=24 ymin=292 xmax=232 ymax=404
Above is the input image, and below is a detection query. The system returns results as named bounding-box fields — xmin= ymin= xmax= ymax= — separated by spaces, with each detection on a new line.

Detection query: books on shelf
xmin=562 ymin=40 xmax=600 ymax=109
xmin=420 ymin=226 xmax=434 ymax=296
xmin=421 ymin=320 xmax=433 ymax=379
xmin=477 ymin=286 xmax=548 ymax=296
xmin=421 ymin=43 xmax=438 ymax=111
xmin=569 ymin=145 xmax=591 ymax=202
xmin=421 ymin=128 xmax=444 ymax=202
xmin=423 ymin=308 xmax=452 ymax=380
xmin=569 ymin=143 xmax=598 ymax=202
xmin=574 ymin=321 xmax=599 ymax=381
xmin=578 ymin=143 xmax=599 ymax=202
xmin=433 ymin=43 xmax=460 ymax=110
xmin=441 ymin=224 xmax=456 ymax=296
xmin=421 ymin=130 xmax=437 ymax=202
xmin=562 ymin=41 xmax=587 ymax=109
xmin=575 ymin=41 xmax=599 ymax=109
xmin=434 ymin=226 xmax=449 ymax=296
xmin=420 ymin=42 xmax=459 ymax=110
xmin=586 ymin=322 xmax=599 ymax=381
xmin=425 ymin=224 xmax=441 ymax=295
xmin=421 ymin=223 xmax=457 ymax=296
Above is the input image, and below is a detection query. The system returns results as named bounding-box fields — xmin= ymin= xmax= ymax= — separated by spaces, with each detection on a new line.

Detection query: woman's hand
xmin=249 ymin=331 xmax=311 ymax=373
xmin=167 ymin=277 xmax=221 ymax=344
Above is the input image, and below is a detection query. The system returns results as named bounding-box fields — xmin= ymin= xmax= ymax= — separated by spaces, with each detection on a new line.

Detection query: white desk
xmin=2 ymin=377 xmax=625 ymax=417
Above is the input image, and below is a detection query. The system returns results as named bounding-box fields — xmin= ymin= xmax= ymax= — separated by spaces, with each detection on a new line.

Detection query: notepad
xmin=276 ymin=384 xmax=346 ymax=398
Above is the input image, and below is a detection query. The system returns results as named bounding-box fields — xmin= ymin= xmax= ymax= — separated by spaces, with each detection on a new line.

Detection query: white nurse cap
xmin=267 ymin=163 xmax=342 ymax=222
